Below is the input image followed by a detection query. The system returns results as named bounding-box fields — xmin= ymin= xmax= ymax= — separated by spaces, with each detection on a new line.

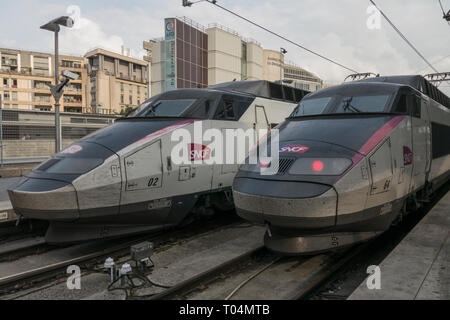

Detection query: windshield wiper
xmin=146 ymin=101 xmax=162 ymax=117
xmin=342 ymin=97 xmax=362 ymax=113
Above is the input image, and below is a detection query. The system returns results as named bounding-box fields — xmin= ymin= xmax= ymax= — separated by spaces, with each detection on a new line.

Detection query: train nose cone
xmin=8 ymin=178 xmax=79 ymax=221
xmin=232 ymin=178 xmax=337 ymax=229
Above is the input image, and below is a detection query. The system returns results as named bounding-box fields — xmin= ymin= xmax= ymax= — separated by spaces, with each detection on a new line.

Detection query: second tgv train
xmin=8 ymin=81 xmax=308 ymax=243
xmin=233 ymin=75 xmax=450 ymax=255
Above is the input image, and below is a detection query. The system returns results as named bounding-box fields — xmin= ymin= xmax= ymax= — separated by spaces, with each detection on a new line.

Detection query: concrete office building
xmin=146 ymin=17 xmax=264 ymax=96
xmin=144 ymin=17 xmax=324 ymax=96
xmin=0 ymin=48 xmax=87 ymax=112
xmin=207 ymin=23 xmax=263 ymax=84
xmin=147 ymin=17 xmax=209 ymax=96
xmin=262 ymin=50 xmax=323 ymax=92
xmin=85 ymin=48 xmax=149 ymax=114
xmin=282 ymin=61 xmax=323 ymax=92
xmin=262 ymin=49 xmax=285 ymax=83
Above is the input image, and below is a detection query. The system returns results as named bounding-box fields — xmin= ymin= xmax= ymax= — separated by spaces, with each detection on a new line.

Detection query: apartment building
xmin=85 ymin=48 xmax=149 ymax=114
xmin=0 ymin=48 xmax=87 ymax=112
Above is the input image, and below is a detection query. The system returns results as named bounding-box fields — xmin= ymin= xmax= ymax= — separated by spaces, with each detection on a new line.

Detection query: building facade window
xmin=120 ymin=94 xmax=124 ymax=104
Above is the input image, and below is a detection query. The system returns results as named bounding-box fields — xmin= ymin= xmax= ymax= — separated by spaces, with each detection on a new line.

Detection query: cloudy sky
xmin=1 ymin=0 xmax=449 ymax=92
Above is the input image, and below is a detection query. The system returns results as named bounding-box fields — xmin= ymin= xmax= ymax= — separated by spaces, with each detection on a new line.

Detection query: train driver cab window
xmin=290 ymin=97 xmax=331 ymax=117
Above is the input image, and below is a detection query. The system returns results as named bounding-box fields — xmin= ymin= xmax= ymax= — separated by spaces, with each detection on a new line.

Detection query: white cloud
xmin=1 ymin=0 xmax=449 ymax=93
xmin=60 ymin=17 xmax=124 ymax=56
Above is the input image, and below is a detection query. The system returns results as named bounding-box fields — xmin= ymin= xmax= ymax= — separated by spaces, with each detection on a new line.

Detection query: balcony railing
xmin=34 ymin=97 xmax=52 ymax=103
xmin=1 ymin=58 xmax=18 ymax=66
xmin=116 ymin=73 xmax=146 ymax=83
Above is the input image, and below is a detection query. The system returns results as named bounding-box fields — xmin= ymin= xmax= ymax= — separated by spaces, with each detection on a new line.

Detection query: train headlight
xmin=288 ymin=158 xmax=352 ymax=175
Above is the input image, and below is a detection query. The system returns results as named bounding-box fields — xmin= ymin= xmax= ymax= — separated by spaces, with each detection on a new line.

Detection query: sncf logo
xmin=61 ymin=145 xmax=82 ymax=154
xmin=403 ymin=146 xmax=413 ymax=166
xmin=189 ymin=143 xmax=211 ymax=161
xmin=280 ymin=144 xmax=309 ymax=154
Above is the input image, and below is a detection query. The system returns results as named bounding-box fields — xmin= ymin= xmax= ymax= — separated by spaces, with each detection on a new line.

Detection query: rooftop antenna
xmin=424 ymin=71 xmax=450 ymax=87
xmin=344 ymin=72 xmax=380 ymax=82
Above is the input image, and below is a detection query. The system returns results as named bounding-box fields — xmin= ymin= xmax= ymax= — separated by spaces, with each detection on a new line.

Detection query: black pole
xmin=54 ymin=27 xmax=61 ymax=153
xmin=0 ymin=93 xmax=3 ymax=167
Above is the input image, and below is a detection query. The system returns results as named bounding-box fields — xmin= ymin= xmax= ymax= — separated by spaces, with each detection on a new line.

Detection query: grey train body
xmin=8 ymin=81 xmax=308 ymax=243
xmin=233 ymin=75 xmax=450 ymax=255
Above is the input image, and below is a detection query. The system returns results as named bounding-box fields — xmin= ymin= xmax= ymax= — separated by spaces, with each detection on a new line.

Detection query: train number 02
xmin=148 ymin=177 xmax=159 ymax=187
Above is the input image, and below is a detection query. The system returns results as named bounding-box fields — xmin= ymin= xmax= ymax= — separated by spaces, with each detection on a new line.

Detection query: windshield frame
xmin=289 ymin=92 xmax=396 ymax=119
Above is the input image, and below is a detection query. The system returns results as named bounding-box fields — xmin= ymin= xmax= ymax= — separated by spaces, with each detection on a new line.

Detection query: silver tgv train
xmin=8 ymin=81 xmax=308 ymax=243
xmin=233 ymin=75 xmax=450 ymax=255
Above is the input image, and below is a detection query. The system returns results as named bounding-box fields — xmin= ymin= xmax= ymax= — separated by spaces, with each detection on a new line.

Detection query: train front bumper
xmin=8 ymin=178 xmax=79 ymax=221
xmin=232 ymin=178 xmax=337 ymax=229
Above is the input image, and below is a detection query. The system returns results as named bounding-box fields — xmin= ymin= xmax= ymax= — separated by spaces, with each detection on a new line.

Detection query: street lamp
xmin=280 ymin=47 xmax=287 ymax=84
xmin=40 ymin=16 xmax=74 ymax=153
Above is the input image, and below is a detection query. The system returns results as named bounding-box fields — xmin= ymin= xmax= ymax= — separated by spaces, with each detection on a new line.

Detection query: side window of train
xmin=215 ymin=98 xmax=236 ymax=120
xmin=189 ymin=99 xmax=214 ymax=118
xmin=393 ymin=94 xmax=408 ymax=114
xmin=409 ymin=95 xmax=421 ymax=118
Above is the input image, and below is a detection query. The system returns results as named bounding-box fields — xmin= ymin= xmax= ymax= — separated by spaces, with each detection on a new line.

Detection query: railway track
xmin=0 ymin=219 xmax=48 ymax=244
xmin=0 ymin=214 xmax=241 ymax=297
xmin=2 ymin=183 xmax=447 ymax=300
xmin=0 ymin=236 xmax=48 ymax=262
xmin=144 ymin=242 xmax=369 ymax=301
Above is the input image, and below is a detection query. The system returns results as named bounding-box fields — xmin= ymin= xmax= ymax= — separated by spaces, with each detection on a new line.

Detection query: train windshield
xmin=291 ymin=97 xmax=332 ymax=116
xmin=335 ymin=95 xmax=391 ymax=113
xmin=128 ymin=99 xmax=197 ymax=118
xmin=290 ymin=93 xmax=393 ymax=117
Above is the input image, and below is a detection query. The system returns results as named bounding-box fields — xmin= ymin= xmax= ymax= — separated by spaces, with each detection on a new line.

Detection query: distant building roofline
xmin=84 ymin=47 xmax=148 ymax=65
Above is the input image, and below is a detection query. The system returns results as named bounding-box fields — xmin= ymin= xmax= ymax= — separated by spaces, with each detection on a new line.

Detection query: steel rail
xmin=0 ymin=236 xmax=151 ymax=291
xmin=0 ymin=217 xmax=242 ymax=293
xmin=147 ymin=246 xmax=266 ymax=300
xmin=0 ymin=237 xmax=47 ymax=260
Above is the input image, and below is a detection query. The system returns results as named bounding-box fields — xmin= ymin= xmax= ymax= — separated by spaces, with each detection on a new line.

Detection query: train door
xmin=211 ymin=96 xmax=249 ymax=189
xmin=255 ymin=105 xmax=270 ymax=131
xmin=410 ymin=95 xmax=428 ymax=191
xmin=120 ymin=140 xmax=168 ymax=223
xmin=369 ymin=138 xmax=394 ymax=195
xmin=422 ymin=99 xmax=432 ymax=178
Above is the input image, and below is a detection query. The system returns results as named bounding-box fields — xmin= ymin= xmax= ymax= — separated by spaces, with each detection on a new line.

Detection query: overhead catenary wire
xmin=415 ymin=54 xmax=450 ymax=74
xmin=202 ymin=0 xmax=358 ymax=74
xmin=369 ymin=0 xmax=439 ymax=74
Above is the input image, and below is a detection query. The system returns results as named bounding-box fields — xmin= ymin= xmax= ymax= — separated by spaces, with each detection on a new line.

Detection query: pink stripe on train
xmin=337 ymin=115 xmax=406 ymax=183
